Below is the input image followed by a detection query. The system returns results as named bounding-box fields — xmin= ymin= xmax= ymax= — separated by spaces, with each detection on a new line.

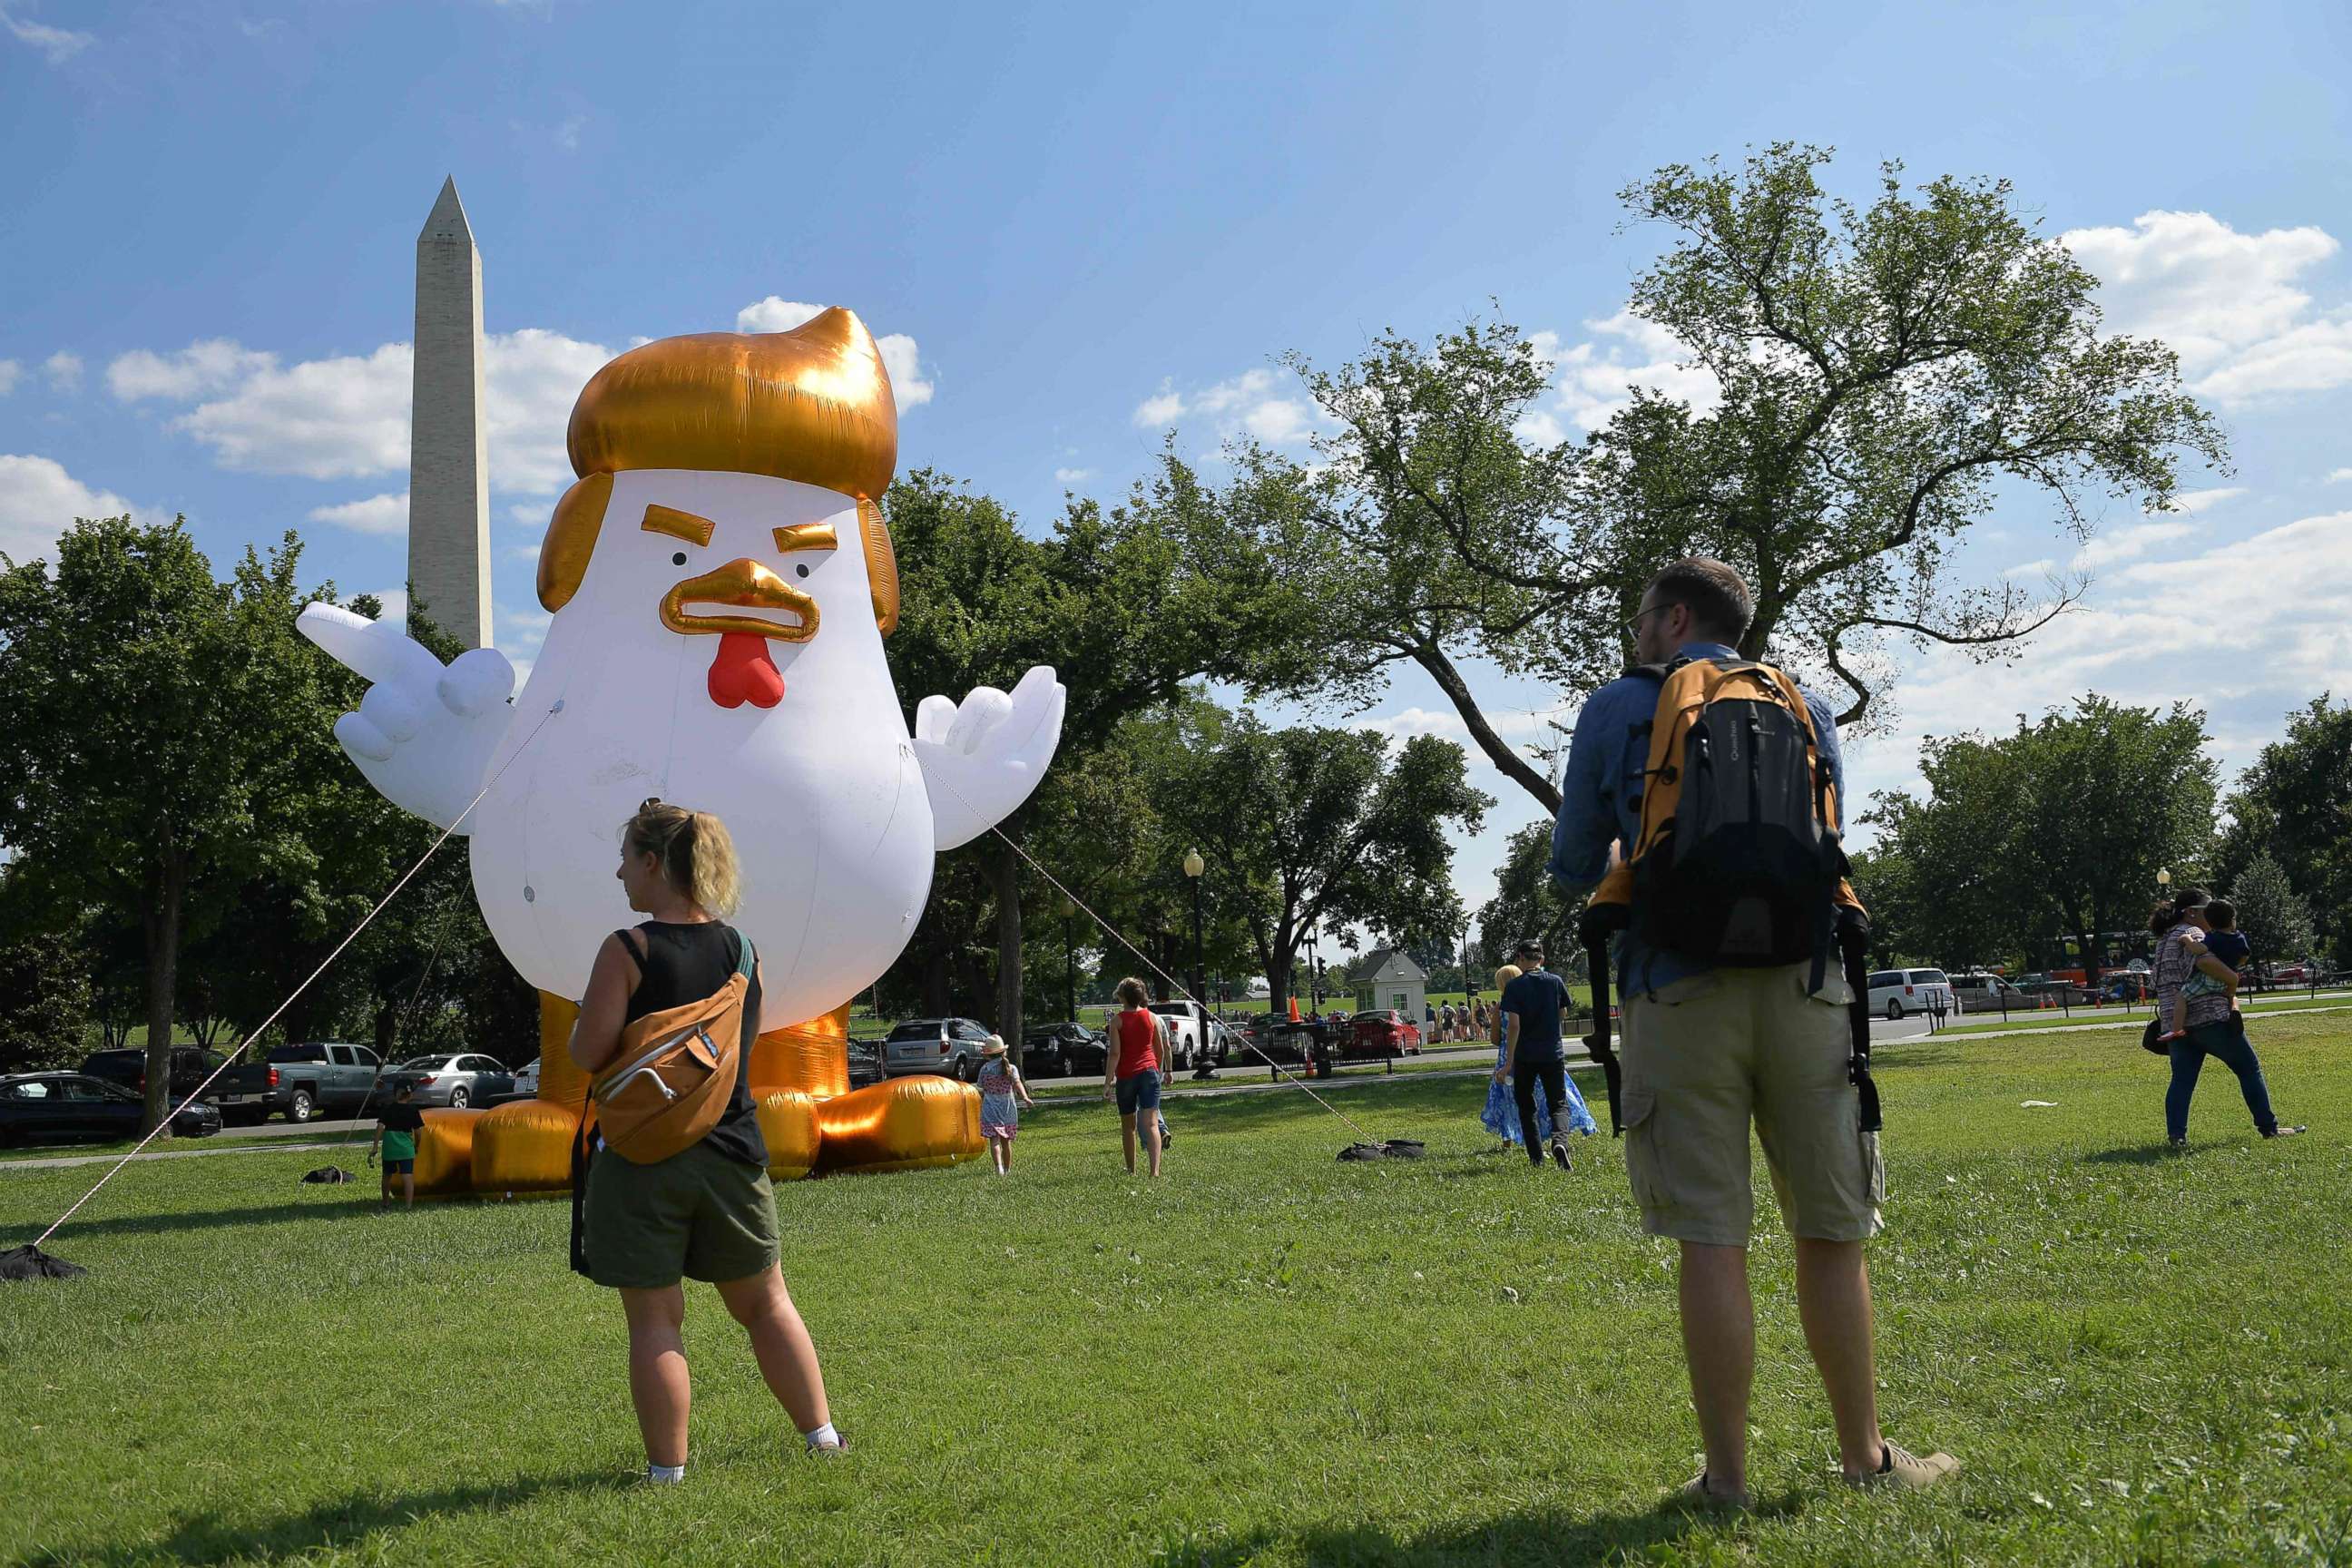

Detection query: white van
xmin=1866 ymin=968 xmax=1955 ymax=1019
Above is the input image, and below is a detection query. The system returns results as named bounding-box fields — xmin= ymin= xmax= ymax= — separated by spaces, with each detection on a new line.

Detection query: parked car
xmin=1865 ymin=968 xmax=1957 ymax=1020
xmin=2270 ymin=961 xmax=2319 ymax=985
xmin=882 ymin=1017 xmax=995 ymax=1080
xmin=509 ymin=1057 xmax=541 ymax=1099
xmin=1344 ymin=1009 xmax=1425 ymax=1059
xmin=0 ymin=1073 xmax=222 ymax=1148
xmin=1021 ymin=1022 xmax=1106 ymax=1078
xmin=1231 ymin=1014 xmax=1311 ymax=1064
xmin=1147 ymin=1001 xmax=1231 ymax=1070
xmin=846 ymin=1038 xmax=886 ymax=1089
xmin=77 ymin=1044 xmax=275 ymax=1123
xmin=1950 ymin=973 xmax=2032 ymax=1014
xmin=260 ymin=1041 xmax=388 ymax=1123
xmin=381 ymin=1054 xmax=514 ymax=1109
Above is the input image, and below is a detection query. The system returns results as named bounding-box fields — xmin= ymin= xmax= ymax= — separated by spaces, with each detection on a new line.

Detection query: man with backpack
xmin=1550 ymin=558 xmax=1957 ymax=1507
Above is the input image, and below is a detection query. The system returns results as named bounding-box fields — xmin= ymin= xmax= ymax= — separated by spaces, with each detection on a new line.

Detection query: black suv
xmin=1020 ymin=1022 xmax=1107 ymax=1078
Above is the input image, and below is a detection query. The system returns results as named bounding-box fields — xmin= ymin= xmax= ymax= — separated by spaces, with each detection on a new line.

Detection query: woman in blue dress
xmin=1480 ymin=964 xmax=1598 ymax=1150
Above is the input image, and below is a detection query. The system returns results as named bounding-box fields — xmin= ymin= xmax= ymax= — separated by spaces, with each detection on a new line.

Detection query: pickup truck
xmin=258 ymin=1041 xmax=390 ymax=1123
xmin=1146 ymin=1001 xmax=1240 ymax=1071
xmin=78 ymin=1045 xmax=277 ymax=1125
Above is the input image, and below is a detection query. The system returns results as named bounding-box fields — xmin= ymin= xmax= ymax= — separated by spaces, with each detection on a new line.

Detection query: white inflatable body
xmin=474 ymin=470 xmax=933 ymax=1009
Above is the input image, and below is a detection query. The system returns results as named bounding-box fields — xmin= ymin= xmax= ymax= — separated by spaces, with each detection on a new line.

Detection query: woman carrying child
xmin=2151 ymin=888 xmax=2305 ymax=1148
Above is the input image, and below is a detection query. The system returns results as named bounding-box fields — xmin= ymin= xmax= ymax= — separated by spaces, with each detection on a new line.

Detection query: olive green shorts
xmin=583 ymin=1139 xmax=780 ymax=1290
xmin=1620 ymin=965 xmax=1886 ymax=1249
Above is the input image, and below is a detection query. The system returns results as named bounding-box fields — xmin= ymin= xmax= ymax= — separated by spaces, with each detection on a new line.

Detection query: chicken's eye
xmin=671 ymin=552 xmax=687 ymax=566
xmin=795 ymin=564 xmax=810 ymax=579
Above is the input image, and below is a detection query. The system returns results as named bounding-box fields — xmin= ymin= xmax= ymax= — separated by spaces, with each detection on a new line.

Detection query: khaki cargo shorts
xmin=1620 ymin=964 xmax=1885 ymax=1248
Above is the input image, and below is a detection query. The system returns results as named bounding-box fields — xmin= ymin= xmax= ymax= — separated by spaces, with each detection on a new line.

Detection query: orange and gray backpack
xmin=1574 ymin=656 xmax=1878 ymax=1135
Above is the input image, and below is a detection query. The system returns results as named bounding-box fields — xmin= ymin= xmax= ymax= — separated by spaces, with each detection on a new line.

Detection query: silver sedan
xmin=381 ymin=1053 xmax=514 ymax=1110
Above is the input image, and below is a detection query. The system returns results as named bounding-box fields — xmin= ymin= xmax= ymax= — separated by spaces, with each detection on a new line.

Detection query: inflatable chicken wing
xmin=299 ymin=309 xmax=1063 ymax=1189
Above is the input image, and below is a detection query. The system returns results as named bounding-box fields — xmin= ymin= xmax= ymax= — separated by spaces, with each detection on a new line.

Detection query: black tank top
xmin=619 ymin=921 xmax=768 ymax=1168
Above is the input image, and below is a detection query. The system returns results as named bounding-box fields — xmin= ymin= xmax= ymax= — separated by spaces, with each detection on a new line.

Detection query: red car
xmin=1344 ymin=1010 xmax=1424 ymax=1059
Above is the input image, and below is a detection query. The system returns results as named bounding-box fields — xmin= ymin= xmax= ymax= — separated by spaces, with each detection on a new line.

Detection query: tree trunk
xmin=1411 ymin=640 xmax=1563 ymax=814
xmin=138 ymin=854 xmax=186 ymax=1137
xmin=992 ymin=818 xmax=1024 ymax=1065
xmin=375 ymin=991 xmax=402 ymax=1062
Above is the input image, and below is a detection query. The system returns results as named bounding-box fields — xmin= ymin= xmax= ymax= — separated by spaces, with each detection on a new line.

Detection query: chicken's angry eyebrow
xmin=772 ymin=522 xmax=840 ymax=553
xmin=641 ymin=505 xmax=716 ymax=546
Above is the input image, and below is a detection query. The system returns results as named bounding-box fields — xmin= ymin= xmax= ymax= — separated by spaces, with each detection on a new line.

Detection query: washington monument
xmin=408 ymin=176 xmax=492 ymax=649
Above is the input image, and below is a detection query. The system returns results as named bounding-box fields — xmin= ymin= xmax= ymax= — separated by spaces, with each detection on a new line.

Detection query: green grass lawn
xmin=1939 ymin=993 xmax=2350 ymax=1036
xmin=5 ymin=1019 xmax=2350 ymax=1565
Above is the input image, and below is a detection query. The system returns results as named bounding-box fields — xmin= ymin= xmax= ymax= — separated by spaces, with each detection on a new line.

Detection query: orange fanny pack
xmin=590 ymin=934 xmax=754 ymax=1165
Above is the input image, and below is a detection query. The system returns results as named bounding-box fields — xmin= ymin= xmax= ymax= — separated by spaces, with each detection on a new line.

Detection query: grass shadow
xmin=15 ymin=1471 xmax=623 ymax=1567
xmin=4 ymin=1196 xmax=383 ymax=1246
xmin=2082 ymin=1142 xmax=2200 ymax=1166
xmin=1173 ymin=1488 xmax=1800 ymax=1567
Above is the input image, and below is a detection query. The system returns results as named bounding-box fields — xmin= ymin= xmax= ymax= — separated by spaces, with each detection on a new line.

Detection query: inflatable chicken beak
xmin=661 ymin=555 xmax=819 ymax=710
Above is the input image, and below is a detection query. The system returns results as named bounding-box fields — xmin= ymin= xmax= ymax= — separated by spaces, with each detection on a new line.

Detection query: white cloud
xmin=506 ymin=502 xmax=548 ymax=527
xmin=1349 ymin=703 xmax=1567 ymax=745
xmin=0 ymin=359 xmax=17 ymax=395
xmin=1132 ymin=382 xmax=1185 ymax=427
xmin=2 ymin=7 xmax=93 ymax=64
xmin=1537 ymin=309 xmax=1720 ymax=434
xmin=2327 ymin=468 xmax=2352 ymax=484
xmin=42 ymin=350 xmax=82 ymax=393
xmin=1133 ymin=367 xmax=1322 ymax=446
xmin=108 ymin=339 xmax=277 ymax=402
xmin=170 ymin=342 xmax=409 ymax=478
xmin=1842 ymin=506 xmax=2352 ymax=837
xmin=2060 ymin=211 xmax=2352 ymax=406
xmin=1054 ymin=466 xmax=1094 ymax=484
xmin=2161 ymin=485 xmax=2245 ymax=514
xmin=307 ymin=492 xmax=408 ymax=536
xmin=366 ymin=589 xmax=409 ymax=624
xmin=732 ymin=298 xmax=933 ymax=408
xmin=486 ymin=328 xmax=612 ymax=493
xmin=2073 ymin=517 xmax=2193 ymax=569
xmin=115 ymin=328 xmax=612 ymax=491
xmin=0 ymin=454 xmax=134 ymax=563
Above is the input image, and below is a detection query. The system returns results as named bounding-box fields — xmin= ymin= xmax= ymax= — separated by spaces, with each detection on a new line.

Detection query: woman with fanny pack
xmin=568 ymin=800 xmax=843 ymax=1484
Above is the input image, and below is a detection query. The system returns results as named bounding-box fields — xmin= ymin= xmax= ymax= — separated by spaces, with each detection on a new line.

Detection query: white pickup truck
xmin=1146 ymin=1001 xmax=1236 ymax=1071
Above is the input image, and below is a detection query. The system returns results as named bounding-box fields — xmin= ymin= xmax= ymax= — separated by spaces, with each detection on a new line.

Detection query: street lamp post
xmin=1183 ymin=848 xmax=1213 ymax=1079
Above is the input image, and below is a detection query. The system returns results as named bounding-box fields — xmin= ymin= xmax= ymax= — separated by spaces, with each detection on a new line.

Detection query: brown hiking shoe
xmin=1674 ymin=1472 xmax=1751 ymax=1512
xmin=1843 ymin=1441 xmax=1960 ymax=1491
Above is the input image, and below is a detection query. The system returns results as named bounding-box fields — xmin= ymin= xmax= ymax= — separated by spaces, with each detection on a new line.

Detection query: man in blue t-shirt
xmin=1496 ymin=937 xmax=1573 ymax=1171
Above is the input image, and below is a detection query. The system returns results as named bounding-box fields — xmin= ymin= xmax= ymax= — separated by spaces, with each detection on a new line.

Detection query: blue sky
xmin=5 ymin=0 xmax=2352 ymax=916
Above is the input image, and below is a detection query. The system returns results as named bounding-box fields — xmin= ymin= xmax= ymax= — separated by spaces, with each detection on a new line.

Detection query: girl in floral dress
xmin=975 ymin=1036 xmax=1034 ymax=1174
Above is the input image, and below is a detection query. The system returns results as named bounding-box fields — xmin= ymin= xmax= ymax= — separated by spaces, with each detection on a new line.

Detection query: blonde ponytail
xmin=622 ymin=799 xmax=742 ymax=916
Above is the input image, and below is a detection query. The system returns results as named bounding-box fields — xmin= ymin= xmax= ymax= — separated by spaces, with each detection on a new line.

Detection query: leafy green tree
xmin=2227 ymin=851 xmax=2318 ymax=969
xmin=877 ymin=470 xmax=1316 ymax=1044
xmin=1474 ymin=822 xmax=1575 ymax=969
xmin=1861 ymin=697 xmax=2216 ymax=975
xmin=2217 ymin=695 xmax=2352 ymax=964
xmin=1154 ymin=715 xmax=1490 ymax=1014
xmin=1224 ymin=144 xmax=2224 ymax=812
xmin=0 ymin=517 xmax=307 ymax=1131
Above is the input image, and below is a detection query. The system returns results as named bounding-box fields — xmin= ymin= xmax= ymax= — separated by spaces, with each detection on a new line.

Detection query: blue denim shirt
xmin=1547 ymin=642 xmax=1847 ymax=998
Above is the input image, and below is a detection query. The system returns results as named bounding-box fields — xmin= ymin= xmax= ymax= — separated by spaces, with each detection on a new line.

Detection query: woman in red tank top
xmin=1102 ymin=976 xmax=1167 ymax=1177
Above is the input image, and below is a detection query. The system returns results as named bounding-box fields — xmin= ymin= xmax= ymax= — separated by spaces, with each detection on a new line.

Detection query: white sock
xmin=803 ymin=1421 xmax=840 ymax=1449
xmin=647 ymin=1462 xmax=685 ymax=1484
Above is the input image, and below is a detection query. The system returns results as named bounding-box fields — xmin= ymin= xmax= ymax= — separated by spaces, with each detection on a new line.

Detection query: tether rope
xmin=33 ymin=700 xmax=565 ymax=1249
xmin=930 ymin=765 xmax=1386 ymax=1145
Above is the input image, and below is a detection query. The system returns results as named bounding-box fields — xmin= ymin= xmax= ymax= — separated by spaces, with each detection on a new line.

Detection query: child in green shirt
xmin=369 ymin=1081 xmax=426 ymax=1208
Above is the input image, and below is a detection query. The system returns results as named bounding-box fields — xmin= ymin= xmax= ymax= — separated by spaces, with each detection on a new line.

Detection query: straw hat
xmin=981 ymin=1035 xmax=1008 ymax=1056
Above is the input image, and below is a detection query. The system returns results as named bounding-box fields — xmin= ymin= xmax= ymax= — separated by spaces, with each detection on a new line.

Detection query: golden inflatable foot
xmin=813 ymin=1077 xmax=984 ymax=1175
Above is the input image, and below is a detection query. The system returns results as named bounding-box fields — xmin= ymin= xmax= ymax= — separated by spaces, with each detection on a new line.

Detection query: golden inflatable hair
xmin=538 ymin=307 xmax=900 ymax=636
xmin=622 ymin=799 xmax=743 ymax=918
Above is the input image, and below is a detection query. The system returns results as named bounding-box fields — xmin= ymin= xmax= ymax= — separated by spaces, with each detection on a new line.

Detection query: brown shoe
xmin=1674 ymin=1472 xmax=1751 ymax=1512
xmin=1844 ymin=1441 xmax=1960 ymax=1491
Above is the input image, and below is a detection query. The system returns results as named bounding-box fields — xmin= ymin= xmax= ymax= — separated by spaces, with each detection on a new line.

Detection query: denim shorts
xmin=1114 ymin=1070 xmax=1162 ymax=1116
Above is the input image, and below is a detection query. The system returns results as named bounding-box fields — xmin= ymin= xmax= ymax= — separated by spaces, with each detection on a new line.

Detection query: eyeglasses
xmin=1622 ymin=603 xmax=1669 ymax=639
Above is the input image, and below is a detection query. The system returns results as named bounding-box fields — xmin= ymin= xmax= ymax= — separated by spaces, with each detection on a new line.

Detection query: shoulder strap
xmin=731 ymin=927 xmax=756 ymax=979
xmin=616 ymin=928 xmax=649 ymax=965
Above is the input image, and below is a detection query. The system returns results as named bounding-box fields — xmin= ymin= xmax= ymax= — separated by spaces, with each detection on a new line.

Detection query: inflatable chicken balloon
xmin=299 ymin=309 xmax=1063 ymax=1190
